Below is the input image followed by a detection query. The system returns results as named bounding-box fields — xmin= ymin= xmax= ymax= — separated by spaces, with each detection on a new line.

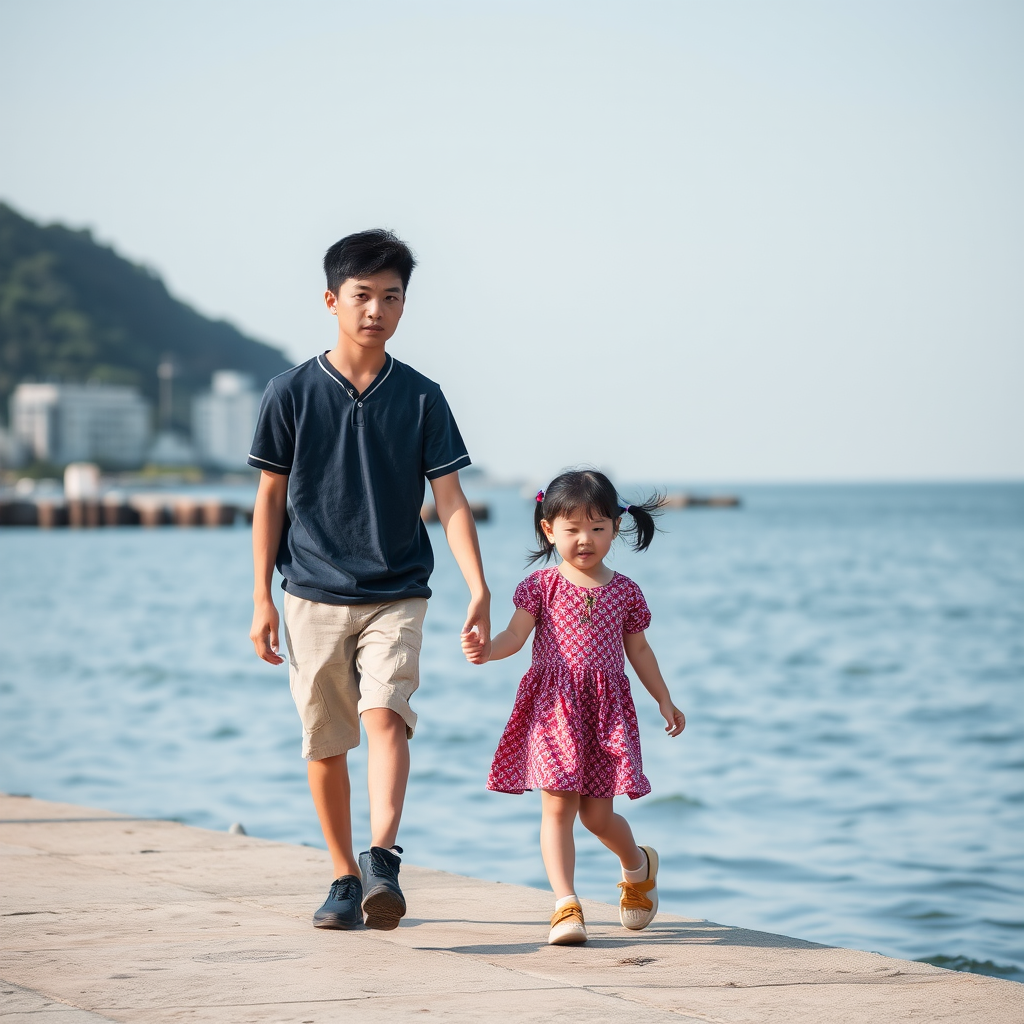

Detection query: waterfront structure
xmin=63 ymin=462 xmax=101 ymax=499
xmin=10 ymin=383 xmax=151 ymax=467
xmin=192 ymin=371 xmax=261 ymax=470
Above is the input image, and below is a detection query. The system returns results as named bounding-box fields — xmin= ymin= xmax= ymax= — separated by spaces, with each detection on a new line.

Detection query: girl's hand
xmin=661 ymin=702 xmax=686 ymax=737
xmin=461 ymin=625 xmax=491 ymax=665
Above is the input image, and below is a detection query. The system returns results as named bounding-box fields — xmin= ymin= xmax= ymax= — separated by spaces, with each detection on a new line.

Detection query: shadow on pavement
xmin=409 ymin=920 xmax=832 ymax=956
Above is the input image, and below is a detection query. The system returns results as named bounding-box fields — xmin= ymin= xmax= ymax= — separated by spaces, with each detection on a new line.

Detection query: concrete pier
xmin=0 ymin=499 xmax=493 ymax=528
xmin=1 ymin=795 xmax=1019 ymax=1023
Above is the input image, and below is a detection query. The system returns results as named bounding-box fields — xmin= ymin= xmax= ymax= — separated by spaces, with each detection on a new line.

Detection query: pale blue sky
xmin=2 ymin=0 xmax=1021 ymax=482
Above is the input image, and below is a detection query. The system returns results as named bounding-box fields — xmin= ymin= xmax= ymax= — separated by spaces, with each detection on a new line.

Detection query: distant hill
xmin=0 ymin=201 xmax=292 ymax=430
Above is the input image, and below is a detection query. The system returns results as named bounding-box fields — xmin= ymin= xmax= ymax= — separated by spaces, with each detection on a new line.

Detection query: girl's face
xmin=541 ymin=510 xmax=620 ymax=572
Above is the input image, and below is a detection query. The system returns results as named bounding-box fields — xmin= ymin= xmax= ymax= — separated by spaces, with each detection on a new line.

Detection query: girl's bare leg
xmin=540 ymin=790 xmax=581 ymax=898
xmin=578 ymin=796 xmax=645 ymax=871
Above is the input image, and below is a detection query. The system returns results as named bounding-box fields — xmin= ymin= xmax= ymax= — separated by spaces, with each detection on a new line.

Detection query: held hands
xmin=461 ymin=625 xmax=491 ymax=664
xmin=250 ymin=599 xmax=285 ymax=665
xmin=461 ymin=592 xmax=491 ymax=665
xmin=661 ymin=702 xmax=686 ymax=737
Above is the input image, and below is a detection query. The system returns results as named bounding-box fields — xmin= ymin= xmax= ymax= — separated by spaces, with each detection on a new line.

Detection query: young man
xmin=248 ymin=229 xmax=490 ymax=930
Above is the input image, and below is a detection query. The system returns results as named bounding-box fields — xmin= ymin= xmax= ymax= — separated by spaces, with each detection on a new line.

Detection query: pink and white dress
xmin=487 ymin=567 xmax=653 ymax=800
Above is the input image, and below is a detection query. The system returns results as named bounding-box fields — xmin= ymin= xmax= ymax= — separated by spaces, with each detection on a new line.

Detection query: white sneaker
xmin=548 ymin=899 xmax=588 ymax=945
xmin=618 ymin=845 xmax=659 ymax=930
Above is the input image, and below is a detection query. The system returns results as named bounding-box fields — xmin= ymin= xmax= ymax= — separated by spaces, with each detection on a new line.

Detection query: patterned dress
xmin=487 ymin=567 xmax=653 ymax=800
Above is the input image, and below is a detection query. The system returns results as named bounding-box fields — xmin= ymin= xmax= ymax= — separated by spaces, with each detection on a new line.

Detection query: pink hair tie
xmin=624 ymin=505 xmax=632 ymax=513
xmin=535 ymin=490 xmax=545 ymax=503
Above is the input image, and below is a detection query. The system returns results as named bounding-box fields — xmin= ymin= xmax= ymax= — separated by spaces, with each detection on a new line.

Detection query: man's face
xmin=325 ymin=271 xmax=405 ymax=350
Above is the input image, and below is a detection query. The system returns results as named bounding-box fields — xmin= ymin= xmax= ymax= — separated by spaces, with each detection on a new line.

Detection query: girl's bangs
xmin=559 ymin=500 xmax=620 ymax=523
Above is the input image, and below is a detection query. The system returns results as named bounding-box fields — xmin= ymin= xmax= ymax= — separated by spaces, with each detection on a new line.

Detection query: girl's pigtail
xmin=621 ymin=492 xmax=664 ymax=552
xmin=527 ymin=490 xmax=555 ymax=564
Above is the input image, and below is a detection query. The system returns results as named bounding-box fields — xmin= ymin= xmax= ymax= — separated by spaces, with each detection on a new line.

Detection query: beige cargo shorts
xmin=282 ymin=592 xmax=428 ymax=761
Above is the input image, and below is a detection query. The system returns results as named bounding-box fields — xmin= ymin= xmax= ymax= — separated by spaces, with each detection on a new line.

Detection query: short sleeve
xmin=247 ymin=380 xmax=294 ymax=475
xmin=513 ymin=574 xmax=542 ymax=619
xmin=422 ymin=388 xmax=471 ymax=480
xmin=624 ymin=583 xmax=652 ymax=634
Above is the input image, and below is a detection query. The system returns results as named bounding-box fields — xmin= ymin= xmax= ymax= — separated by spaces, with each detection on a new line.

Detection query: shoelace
xmin=330 ymin=876 xmax=359 ymax=901
xmin=617 ymin=878 xmax=655 ymax=911
xmin=368 ymin=847 xmax=402 ymax=877
xmin=550 ymin=903 xmax=584 ymax=928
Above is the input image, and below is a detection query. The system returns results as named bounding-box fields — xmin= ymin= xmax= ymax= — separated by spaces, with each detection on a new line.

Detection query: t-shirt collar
xmin=316 ymin=352 xmax=394 ymax=402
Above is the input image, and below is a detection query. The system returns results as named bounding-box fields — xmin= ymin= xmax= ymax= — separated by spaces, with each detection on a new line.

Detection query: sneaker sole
xmin=548 ymin=928 xmax=588 ymax=945
xmin=621 ymin=891 xmax=659 ymax=930
xmin=362 ymin=888 xmax=406 ymax=930
xmin=312 ymin=913 xmax=362 ymax=930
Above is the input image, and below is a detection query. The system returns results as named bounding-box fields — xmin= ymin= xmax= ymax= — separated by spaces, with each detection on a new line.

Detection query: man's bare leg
xmin=307 ymin=754 xmax=360 ymax=878
xmin=361 ymin=708 xmax=410 ymax=849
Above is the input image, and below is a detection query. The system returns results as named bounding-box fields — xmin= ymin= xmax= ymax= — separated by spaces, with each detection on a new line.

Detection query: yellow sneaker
xmin=617 ymin=845 xmax=659 ymax=930
xmin=548 ymin=899 xmax=588 ymax=945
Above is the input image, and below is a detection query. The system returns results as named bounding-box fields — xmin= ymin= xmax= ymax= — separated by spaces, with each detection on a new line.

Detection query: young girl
xmin=462 ymin=469 xmax=685 ymax=945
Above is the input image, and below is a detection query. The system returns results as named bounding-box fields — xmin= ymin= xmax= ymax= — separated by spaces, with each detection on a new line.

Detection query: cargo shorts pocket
xmin=289 ymin=666 xmax=332 ymax=734
xmin=392 ymin=624 xmax=423 ymax=691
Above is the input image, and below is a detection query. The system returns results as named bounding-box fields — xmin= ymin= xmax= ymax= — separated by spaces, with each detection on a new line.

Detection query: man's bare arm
xmin=429 ymin=471 xmax=491 ymax=646
xmin=250 ymin=469 xmax=288 ymax=665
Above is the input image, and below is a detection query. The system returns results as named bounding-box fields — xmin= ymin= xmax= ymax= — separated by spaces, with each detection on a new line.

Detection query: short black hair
xmin=323 ymin=229 xmax=417 ymax=295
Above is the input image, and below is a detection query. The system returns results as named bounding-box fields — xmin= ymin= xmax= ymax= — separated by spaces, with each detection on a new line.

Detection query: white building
xmin=192 ymin=371 xmax=261 ymax=470
xmin=10 ymin=383 xmax=151 ymax=467
xmin=0 ymin=425 xmax=26 ymax=470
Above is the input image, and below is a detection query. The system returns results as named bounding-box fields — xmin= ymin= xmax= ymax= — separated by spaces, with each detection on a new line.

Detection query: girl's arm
xmin=462 ymin=609 xmax=536 ymax=665
xmin=624 ymin=630 xmax=686 ymax=737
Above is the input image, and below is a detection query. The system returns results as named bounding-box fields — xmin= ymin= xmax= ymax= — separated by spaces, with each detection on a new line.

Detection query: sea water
xmin=1 ymin=483 xmax=1021 ymax=980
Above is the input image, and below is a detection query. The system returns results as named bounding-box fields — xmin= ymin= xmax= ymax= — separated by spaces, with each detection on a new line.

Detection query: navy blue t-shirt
xmin=247 ymin=352 xmax=471 ymax=605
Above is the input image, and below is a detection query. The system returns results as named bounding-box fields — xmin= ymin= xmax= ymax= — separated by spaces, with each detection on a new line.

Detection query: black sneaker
xmin=312 ymin=874 xmax=363 ymax=930
xmin=359 ymin=845 xmax=406 ymax=930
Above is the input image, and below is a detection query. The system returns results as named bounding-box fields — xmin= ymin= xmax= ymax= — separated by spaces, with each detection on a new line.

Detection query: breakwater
xmin=0 ymin=495 xmax=248 ymax=527
xmin=0 ymin=496 xmax=492 ymax=527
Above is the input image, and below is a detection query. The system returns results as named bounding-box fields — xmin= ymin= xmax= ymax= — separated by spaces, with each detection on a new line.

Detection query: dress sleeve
xmin=247 ymin=380 xmax=294 ymax=475
xmin=624 ymin=582 xmax=652 ymax=634
xmin=422 ymin=387 xmax=472 ymax=480
xmin=513 ymin=574 xmax=542 ymax=619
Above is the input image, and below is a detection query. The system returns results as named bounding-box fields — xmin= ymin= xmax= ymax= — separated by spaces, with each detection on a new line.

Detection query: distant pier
xmin=420 ymin=501 xmax=490 ymax=523
xmin=0 ymin=496 xmax=493 ymax=528
xmin=661 ymin=492 xmax=742 ymax=509
xmin=0 ymin=495 xmax=246 ymax=528
xmin=1 ymin=486 xmax=740 ymax=529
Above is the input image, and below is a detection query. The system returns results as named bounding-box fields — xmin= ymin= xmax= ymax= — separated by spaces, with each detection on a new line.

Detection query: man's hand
xmin=461 ymin=625 xmax=491 ymax=665
xmin=461 ymin=591 xmax=491 ymax=663
xmin=250 ymin=599 xmax=284 ymax=665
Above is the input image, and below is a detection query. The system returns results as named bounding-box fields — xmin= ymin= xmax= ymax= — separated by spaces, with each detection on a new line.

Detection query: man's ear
xmin=540 ymin=518 xmax=555 ymax=542
xmin=324 ymin=290 xmax=338 ymax=315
